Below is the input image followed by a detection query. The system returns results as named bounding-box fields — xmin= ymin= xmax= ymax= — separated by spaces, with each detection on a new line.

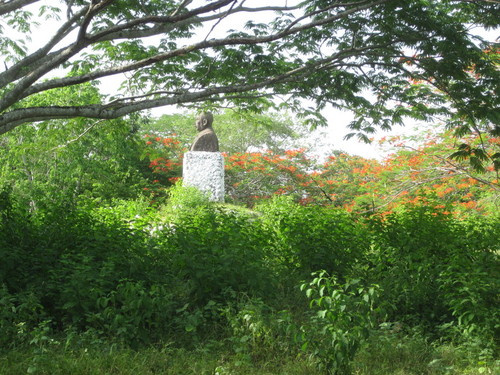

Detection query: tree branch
xmin=77 ymin=0 xmax=114 ymax=44
xmin=50 ymin=119 xmax=106 ymax=151
xmin=12 ymin=0 xmax=390 ymax=103
xmin=0 ymin=0 xmax=39 ymax=16
xmin=0 ymin=6 xmax=88 ymax=87
xmin=88 ymin=0 xmax=237 ymax=43
xmin=0 ymin=49 xmax=372 ymax=134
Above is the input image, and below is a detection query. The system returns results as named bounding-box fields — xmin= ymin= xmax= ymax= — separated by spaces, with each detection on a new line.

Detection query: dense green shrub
xmin=162 ymin=195 xmax=276 ymax=305
xmin=1 ymin=187 xmax=498 ymax=363
xmin=0 ymin=189 xmax=280 ymax=348
xmin=367 ymin=205 xmax=499 ymax=348
xmin=0 ymin=189 xmax=38 ymax=294
xmin=0 ymin=194 xmax=181 ymax=348
xmin=256 ymin=196 xmax=370 ymax=279
xmin=437 ymin=215 xmax=499 ymax=353
xmin=299 ymin=271 xmax=381 ymax=375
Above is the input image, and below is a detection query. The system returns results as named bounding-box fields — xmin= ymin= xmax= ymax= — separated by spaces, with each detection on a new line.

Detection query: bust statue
xmin=190 ymin=111 xmax=219 ymax=152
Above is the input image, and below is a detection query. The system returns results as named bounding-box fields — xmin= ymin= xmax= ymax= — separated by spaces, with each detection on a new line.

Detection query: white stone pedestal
xmin=182 ymin=151 xmax=225 ymax=202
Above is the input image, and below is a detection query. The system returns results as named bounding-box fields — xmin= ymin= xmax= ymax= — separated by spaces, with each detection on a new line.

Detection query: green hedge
xmin=0 ymin=191 xmax=498 ymax=358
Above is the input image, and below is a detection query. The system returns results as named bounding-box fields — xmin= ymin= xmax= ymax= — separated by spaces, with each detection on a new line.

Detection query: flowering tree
xmin=372 ymin=128 xmax=500 ymax=214
xmin=141 ymin=114 xmax=499 ymax=213
xmin=142 ymin=133 xmax=186 ymax=199
xmin=224 ymin=148 xmax=317 ymax=206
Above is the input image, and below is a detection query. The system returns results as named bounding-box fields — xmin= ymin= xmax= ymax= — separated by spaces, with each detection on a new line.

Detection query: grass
xmin=1 ymin=332 xmax=497 ymax=375
xmin=0 ymin=346 xmax=320 ymax=375
xmin=353 ymin=329 xmax=499 ymax=375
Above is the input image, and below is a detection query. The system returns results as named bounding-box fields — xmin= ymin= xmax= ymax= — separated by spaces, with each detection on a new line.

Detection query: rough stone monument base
xmin=182 ymin=151 xmax=225 ymax=202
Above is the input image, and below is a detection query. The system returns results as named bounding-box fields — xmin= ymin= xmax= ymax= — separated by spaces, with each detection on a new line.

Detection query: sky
xmin=305 ymin=104 xmax=418 ymax=161
xmin=306 ymin=108 xmax=388 ymax=160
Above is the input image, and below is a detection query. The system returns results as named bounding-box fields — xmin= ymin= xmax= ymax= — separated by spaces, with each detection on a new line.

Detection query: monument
xmin=182 ymin=112 xmax=225 ymax=202
xmin=190 ymin=111 xmax=219 ymax=152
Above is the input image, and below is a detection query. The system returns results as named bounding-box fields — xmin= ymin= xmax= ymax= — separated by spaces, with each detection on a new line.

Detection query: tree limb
xmin=0 ymin=0 xmax=39 ymax=16
xmin=0 ymin=6 xmax=88 ymax=87
xmin=6 ymin=0 xmax=390 ymax=106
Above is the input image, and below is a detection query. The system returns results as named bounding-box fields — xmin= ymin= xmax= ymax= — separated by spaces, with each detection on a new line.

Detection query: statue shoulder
xmin=191 ymin=128 xmax=219 ymax=152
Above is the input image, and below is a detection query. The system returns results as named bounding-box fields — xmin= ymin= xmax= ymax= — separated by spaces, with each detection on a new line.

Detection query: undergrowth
xmin=0 ymin=190 xmax=498 ymax=374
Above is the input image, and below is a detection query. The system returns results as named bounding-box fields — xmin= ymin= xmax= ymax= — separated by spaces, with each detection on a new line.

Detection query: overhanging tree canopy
xmin=0 ymin=0 xmax=498 ymax=150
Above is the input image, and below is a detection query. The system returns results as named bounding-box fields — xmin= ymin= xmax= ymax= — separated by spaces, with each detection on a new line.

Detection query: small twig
xmin=50 ymin=119 xmax=106 ymax=151
xmin=204 ymin=0 xmax=240 ymax=40
xmin=171 ymin=0 xmax=193 ymax=16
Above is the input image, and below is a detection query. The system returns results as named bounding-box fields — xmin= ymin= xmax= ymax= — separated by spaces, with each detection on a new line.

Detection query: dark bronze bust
xmin=190 ymin=112 xmax=219 ymax=152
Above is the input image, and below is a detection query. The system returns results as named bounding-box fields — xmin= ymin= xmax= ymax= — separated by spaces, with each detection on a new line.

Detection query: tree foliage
xmin=0 ymin=0 xmax=498 ymax=154
xmin=0 ymin=83 xmax=149 ymax=210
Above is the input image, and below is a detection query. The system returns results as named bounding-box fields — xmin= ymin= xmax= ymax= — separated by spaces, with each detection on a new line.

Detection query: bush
xmin=256 ymin=196 xmax=369 ymax=279
xmin=0 ymin=195 xmax=182 ymax=347
xmin=367 ymin=204 xmax=500 ymax=347
xmin=164 ymin=202 xmax=276 ymax=305
xmin=299 ymin=271 xmax=381 ymax=375
xmin=1 ymin=186 xmax=497 ymax=362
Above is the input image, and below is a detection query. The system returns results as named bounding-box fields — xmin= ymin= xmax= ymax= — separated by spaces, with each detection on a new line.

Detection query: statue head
xmin=195 ymin=111 xmax=214 ymax=132
xmin=190 ymin=111 xmax=219 ymax=152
